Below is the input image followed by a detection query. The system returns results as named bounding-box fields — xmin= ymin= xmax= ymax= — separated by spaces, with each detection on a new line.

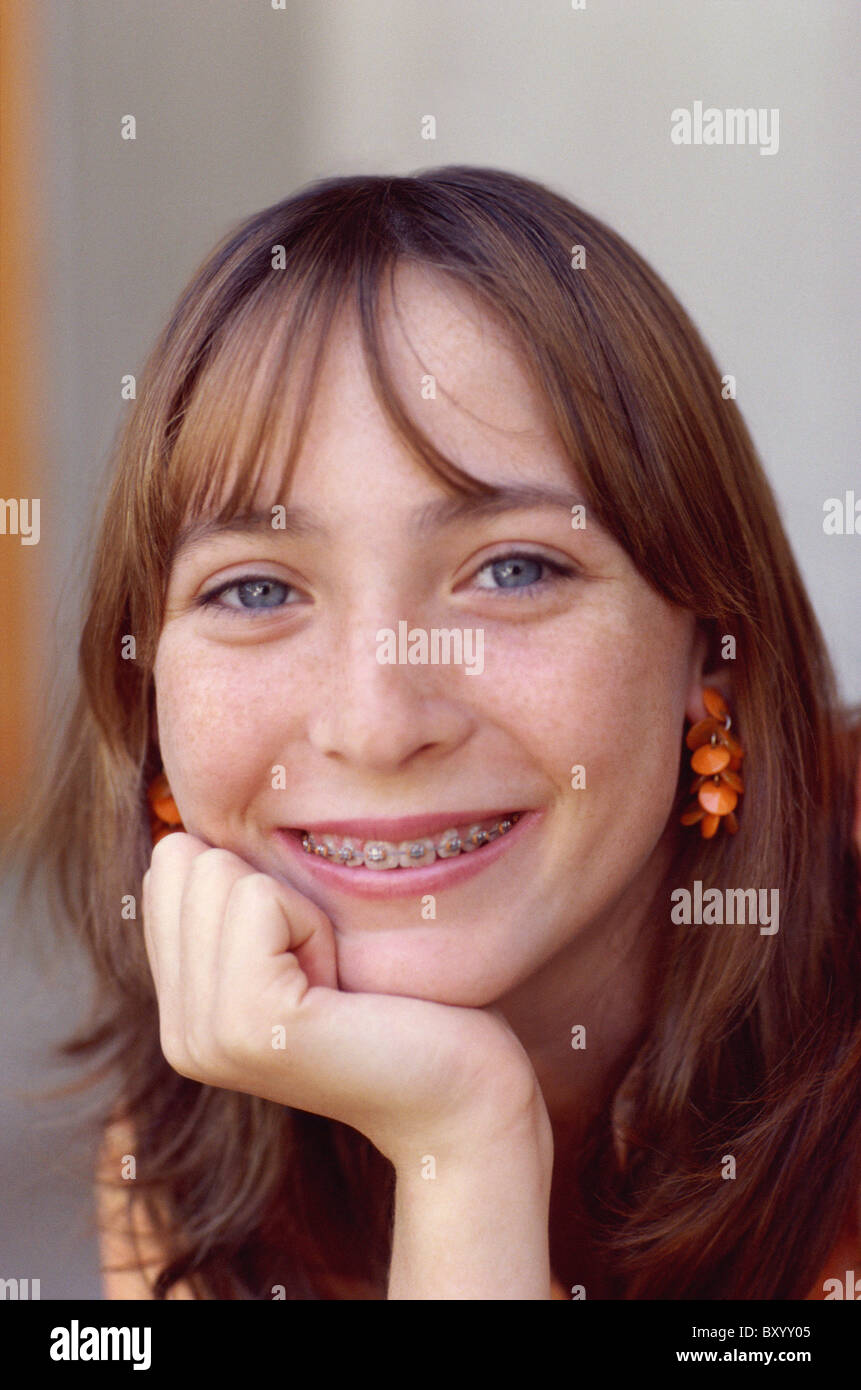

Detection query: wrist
xmin=392 ymin=1078 xmax=554 ymax=1186
xmin=388 ymin=1091 xmax=554 ymax=1299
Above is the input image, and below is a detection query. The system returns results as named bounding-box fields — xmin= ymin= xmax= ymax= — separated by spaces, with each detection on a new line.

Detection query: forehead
xmin=168 ymin=259 xmax=570 ymax=544
xmin=286 ymin=263 xmax=560 ymax=482
xmin=271 ymin=269 xmax=566 ymax=510
xmin=372 ymin=261 xmax=559 ymax=435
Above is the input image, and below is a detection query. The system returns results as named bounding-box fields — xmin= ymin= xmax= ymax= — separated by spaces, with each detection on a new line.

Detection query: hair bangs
xmin=160 ymin=264 xmax=511 ymax=571
xmin=164 ymin=270 xmax=343 ymax=548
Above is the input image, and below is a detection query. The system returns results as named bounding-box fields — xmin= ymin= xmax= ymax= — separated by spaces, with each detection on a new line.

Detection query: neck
xmin=493 ymin=838 xmax=672 ymax=1139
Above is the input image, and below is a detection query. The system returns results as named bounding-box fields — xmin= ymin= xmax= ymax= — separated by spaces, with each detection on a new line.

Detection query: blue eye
xmin=198 ymin=576 xmax=294 ymax=614
xmin=474 ymin=552 xmax=577 ymax=596
xmin=197 ymin=551 xmax=577 ymax=618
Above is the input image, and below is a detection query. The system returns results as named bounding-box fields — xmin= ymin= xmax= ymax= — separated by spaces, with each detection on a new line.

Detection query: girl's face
xmin=153 ymin=264 xmax=707 ymax=1006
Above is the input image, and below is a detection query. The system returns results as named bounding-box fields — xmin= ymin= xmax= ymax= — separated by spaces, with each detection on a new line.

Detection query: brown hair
xmin=11 ymin=166 xmax=861 ymax=1298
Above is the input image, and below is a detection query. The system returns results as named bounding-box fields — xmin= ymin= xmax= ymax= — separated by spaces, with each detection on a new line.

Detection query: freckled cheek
xmin=153 ymin=642 xmax=285 ymax=822
xmin=476 ymin=608 xmax=688 ymax=807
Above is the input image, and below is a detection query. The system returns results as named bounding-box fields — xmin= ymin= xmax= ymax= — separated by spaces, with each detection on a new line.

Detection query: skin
xmin=144 ymin=263 xmax=713 ymax=1297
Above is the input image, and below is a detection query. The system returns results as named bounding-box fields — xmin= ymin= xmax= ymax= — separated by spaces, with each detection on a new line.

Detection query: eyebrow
xmin=173 ymin=482 xmax=588 ymax=557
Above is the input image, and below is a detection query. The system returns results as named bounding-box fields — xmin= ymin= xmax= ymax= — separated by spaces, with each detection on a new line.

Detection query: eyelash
xmin=196 ymin=551 xmax=579 ymax=617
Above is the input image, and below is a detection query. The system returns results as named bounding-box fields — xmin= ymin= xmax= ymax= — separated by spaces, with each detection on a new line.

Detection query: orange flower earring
xmin=147 ymin=771 xmax=185 ymax=845
xmin=680 ymin=687 xmax=744 ymax=839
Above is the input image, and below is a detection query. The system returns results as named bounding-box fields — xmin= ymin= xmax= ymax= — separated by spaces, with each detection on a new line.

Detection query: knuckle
xmin=305 ymin=900 xmax=332 ymax=934
xmin=212 ymin=1005 xmax=252 ymax=1062
xmin=194 ymin=847 xmax=242 ymax=872
xmin=227 ymin=872 xmax=275 ymax=907
xmin=181 ymin=1028 xmax=209 ymax=1076
xmin=149 ymin=831 xmax=189 ymax=871
xmin=159 ymin=1025 xmax=191 ymax=1076
xmin=185 ymin=847 xmax=244 ymax=889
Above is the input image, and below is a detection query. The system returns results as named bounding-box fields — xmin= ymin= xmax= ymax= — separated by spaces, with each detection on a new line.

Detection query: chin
xmin=333 ymin=926 xmax=514 ymax=1007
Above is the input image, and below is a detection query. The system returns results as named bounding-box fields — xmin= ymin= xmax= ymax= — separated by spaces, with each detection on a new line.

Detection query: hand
xmin=142 ymin=833 xmax=548 ymax=1168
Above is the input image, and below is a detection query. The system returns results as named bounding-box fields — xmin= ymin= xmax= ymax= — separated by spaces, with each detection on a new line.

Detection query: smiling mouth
xmin=286 ymin=812 xmax=523 ymax=870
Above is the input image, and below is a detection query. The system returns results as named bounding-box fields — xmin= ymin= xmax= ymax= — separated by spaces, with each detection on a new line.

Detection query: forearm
xmin=387 ymin=1096 xmax=554 ymax=1300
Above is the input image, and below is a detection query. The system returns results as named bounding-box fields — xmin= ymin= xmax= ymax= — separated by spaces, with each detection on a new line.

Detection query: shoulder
xmin=95 ymin=1117 xmax=199 ymax=1300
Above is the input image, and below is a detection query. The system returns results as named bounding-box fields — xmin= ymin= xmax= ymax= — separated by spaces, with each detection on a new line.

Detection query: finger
xmin=267 ymin=984 xmax=472 ymax=1136
xmin=219 ymin=872 xmax=338 ymax=1002
xmin=177 ymin=847 xmax=254 ymax=1053
xmin=141 ymin=868 xmax=158 ymax=993
xmin=143 ymin=831 xmax=211 ymax=1027
xmin=269 ymin=878 xmax=338 ymax=989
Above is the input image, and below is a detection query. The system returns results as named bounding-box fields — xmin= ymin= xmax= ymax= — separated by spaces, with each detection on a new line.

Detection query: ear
xmin=684 ymin=623 xmax=733 ymax=726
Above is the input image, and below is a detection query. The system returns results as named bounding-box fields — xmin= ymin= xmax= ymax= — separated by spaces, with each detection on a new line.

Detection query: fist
xmin=142 ymin=833 xmax=544 ymax=1166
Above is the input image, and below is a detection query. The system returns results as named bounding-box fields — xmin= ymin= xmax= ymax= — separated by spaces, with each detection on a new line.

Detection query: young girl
xmin=16 ymin=165 xmax=861 ymax=1299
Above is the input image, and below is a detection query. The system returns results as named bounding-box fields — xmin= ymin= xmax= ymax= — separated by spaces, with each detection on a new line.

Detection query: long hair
xmin=11 ymin=166 xmax=860 ymax=1298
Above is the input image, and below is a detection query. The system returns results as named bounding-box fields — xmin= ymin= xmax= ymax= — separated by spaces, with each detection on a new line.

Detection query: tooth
xmin=397 ymin=837 xmax=437 ymax=868
xmin=461 ymin=823 xmax=489 ymax=852
xmin=362 ymin=840 xmax=400 ymax=870
xmin=436 ymin=829 xmax=462 ymax=858
xmin=322 ymin=834 xmax=364 ymax=866
xmin=299 ymin=814 xmax=521 ymax=867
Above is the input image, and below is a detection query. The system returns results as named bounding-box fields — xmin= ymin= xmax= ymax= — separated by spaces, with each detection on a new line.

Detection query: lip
xmin=274 ymin=809 xmax=542 ymax=899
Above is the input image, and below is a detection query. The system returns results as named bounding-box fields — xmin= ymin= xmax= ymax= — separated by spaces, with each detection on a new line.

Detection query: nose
xmin=305 ymin=615 xmax=475 ymax=773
